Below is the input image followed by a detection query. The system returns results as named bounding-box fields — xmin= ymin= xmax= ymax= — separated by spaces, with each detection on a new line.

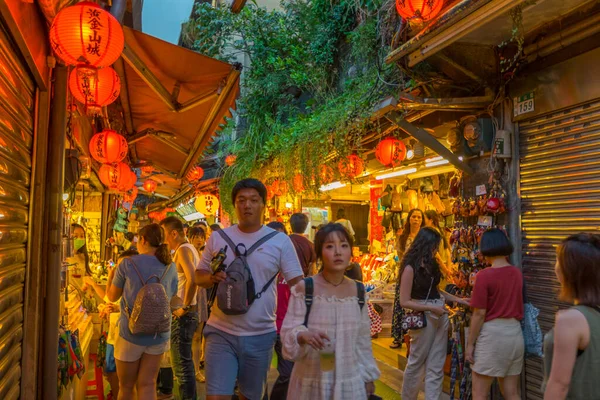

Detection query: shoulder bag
xmin=401 ymin=275 xmax=434 ymax=331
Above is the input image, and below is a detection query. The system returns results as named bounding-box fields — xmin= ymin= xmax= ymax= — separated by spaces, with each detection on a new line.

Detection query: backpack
xmin=380 ymin=184 xmax=393 ymax=209
xmin=303 ymin=277 xmax=365 ymax=327
xmin=215 ymin=229 xmax=280 ymax=315
xmin=124 ymin=258 xmax=172 ymax=336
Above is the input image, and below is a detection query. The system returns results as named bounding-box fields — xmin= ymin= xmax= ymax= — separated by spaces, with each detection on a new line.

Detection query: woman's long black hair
xmin=398 ymin=227 xmax=442 ymax=283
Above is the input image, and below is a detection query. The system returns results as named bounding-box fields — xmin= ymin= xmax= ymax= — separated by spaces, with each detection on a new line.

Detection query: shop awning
xmin=117 ymin=26 xmax=240 ymax=197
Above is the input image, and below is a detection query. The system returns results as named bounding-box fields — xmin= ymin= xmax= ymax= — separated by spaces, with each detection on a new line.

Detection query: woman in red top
xmin=466 ymin=228 xmax=524 ymax=400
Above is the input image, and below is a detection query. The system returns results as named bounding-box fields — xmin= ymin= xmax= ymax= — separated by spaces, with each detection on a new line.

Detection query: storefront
xmin=513 ymin=45 xmax=600 ymax=400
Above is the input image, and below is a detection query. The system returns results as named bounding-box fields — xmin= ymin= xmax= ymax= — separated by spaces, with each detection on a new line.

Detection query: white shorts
xmin=114 ymin=334 xmax=170 ymax=362
xmin=473 ymin=318 xmax=524 ymax=377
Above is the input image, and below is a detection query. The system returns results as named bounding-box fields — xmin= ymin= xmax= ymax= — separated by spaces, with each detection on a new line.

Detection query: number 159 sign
xmin=514 ymin=92 xmax=535 ymax=117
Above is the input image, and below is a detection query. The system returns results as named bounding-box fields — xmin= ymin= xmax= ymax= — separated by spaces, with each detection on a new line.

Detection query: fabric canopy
xmin=120 ymin=26 xmax=240 ymax=197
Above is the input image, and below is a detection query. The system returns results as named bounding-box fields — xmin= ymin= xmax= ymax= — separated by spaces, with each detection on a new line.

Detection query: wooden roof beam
xmin=178 ymin=68 xmax=240 ymax=178
xmin=385 ymin=110 xmax=474 ymax=175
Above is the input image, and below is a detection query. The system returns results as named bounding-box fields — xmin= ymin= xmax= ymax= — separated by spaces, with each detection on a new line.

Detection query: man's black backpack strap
xmin=216 ymin=229 xmax=240 ymax=255
xmin=356 ymin=281 xmax=366 ymax=311
xmin=247 ymin=231 xmax=280 ymax=256
xmin=303 ymin=277 xmax=314 ymax=327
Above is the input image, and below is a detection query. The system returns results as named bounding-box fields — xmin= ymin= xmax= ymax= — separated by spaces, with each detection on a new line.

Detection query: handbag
xmin=521 ymin=272 xmax=543 ymax=357
xmin=401 ymin=276 xmax=434 ymax=331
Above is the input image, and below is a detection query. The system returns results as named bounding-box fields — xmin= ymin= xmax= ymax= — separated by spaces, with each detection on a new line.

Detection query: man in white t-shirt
xmin=195 ymin=179 xmax=303 ymax=400
xmin=161 ymin=216 xmax=200 ymax=400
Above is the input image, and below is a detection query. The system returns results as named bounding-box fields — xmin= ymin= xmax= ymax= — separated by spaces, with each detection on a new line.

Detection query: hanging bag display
xmin=401 ymin=276 xmax=434 ymax=331
xmin=390 ymin=185 xmax=403 ymax=212
xmin=521 ymin=272 xmax=543 ymax=357
xmin=380 ymin=184 xmax=393 ymax=209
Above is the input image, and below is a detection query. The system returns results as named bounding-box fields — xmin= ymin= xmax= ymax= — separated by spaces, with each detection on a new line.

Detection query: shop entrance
xmin=330 ymin=203 xmax=370 ymax=250
xmin=0 ymin=21 xmax=36 ymax=399
xmin=519 ymin=98 xmax=600 ymax=398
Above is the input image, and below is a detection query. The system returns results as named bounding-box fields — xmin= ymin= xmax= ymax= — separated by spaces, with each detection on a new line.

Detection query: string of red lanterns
xmin=338 ymin=154 xmax=365 ymax=179
xmin=375 ymin=138 xmax=407 ymax=167
xmin=98 ymin=162 xmax=133 ymax=190
xmin=89 ymin=129 xmax=128 ymax=164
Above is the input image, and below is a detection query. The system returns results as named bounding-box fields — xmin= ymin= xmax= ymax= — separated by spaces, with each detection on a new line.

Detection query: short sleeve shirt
xmin=198 ymin=225 xmax=303 ymax=336
xmin=289 ymin=234 xmax=316 ymax=277
xmin=470 ymin=266 xmax=524 ymax=322
xmin=112 ymin=254 xmax=178 ymax=346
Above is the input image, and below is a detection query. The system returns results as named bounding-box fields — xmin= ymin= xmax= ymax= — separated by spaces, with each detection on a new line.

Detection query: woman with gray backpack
xmin=107 ymin=223 xmax=178 ymax=400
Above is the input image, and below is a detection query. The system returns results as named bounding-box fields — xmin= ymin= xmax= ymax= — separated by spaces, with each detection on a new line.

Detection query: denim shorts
xmin=105 ymin=344 xmax=116 ymax=373
xmin=204 ymin=325 xmax=276 ymax=400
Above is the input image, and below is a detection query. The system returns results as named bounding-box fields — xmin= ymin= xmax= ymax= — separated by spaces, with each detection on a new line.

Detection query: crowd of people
xmin=80 ymin=177 xmax=600 ymax=400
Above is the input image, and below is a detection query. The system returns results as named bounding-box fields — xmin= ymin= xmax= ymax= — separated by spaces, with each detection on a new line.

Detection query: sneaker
xmin=195 ymin=370 xmax=206 ymax=383
xmin=157 ymin=393 xmax=174 ymax=400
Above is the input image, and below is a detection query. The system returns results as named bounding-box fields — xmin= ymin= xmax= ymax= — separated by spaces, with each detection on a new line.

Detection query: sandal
xmin=389 ymin=340 xmax=402 ymax=349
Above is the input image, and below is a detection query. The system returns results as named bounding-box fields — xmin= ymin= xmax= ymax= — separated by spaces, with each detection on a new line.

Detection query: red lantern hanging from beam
xmin=117 ymin=170 xmax=137 ymax=192
xmin=293 ymin=174 xmax=305 ymax=193
xmin=99 ymin=162 xmax=131 ymax=190
xmin=69 ymin=66 xmax=120 ymax=115
xmin=338 ymin=154 xmax=365 ymax=179
xmin=186 ymin=166 xmax=204 ymax=182
xmin=375 ymin=138 xmax=407 ymax=167
xmin=89 ymin=129 xmax=128 ymax=164
xmin=225 ymin=154 xmax=237 ymax=166
xmin=319 ymin=165 xmax=334 ymax=184
xmin=396 ymin=0 xmax=444 ymax=21
xmin=143 ymin=179 xmax=157 ymax=193
xmin=49 ymin=1 xmax=125 ymax=67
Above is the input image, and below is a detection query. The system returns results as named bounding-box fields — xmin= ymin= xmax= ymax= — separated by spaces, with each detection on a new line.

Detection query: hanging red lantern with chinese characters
xmin=293 ymin=174 xmax=305 ymax=193
xmin=186 ymin=166 xmax=204 ymax=182
xmin=319 ymin=165 xmax=334 ymax=184
xmin=49 ymin=2 xmax=125 ymax=67
xmin=117 ymin=170 xmax=137 ymax=192
xmin=195 ymin=194 xmax=219 ymax=216
xmin=69 ymin=66 xmax=121 ymax=114
xmin=338 ymin=154 xmax=365 ymax=179
xmin=266 ymin=185 xmax=275 ymax=201
xmin=396 ymin=0 xmax=444 ymax=21
xmin=99 ymin=162 xmax=131 ymax=190
xmin=375 ymin=138 xmax=407 ymax=167
xmin=89 ymin=129 xmax=128 ymax=164
xmin=143 ymin=179 xmax=157 ymax=193
xmin=225 ymin=154 xmax=237 ymax=166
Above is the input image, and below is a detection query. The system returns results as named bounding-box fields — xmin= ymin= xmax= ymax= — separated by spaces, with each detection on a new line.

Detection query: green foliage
xmin=184 ymin=0 xmax=395 ymax=213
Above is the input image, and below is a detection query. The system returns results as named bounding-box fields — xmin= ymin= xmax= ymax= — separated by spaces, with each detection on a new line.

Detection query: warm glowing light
xmin=375 ymin=167 xmax=418 ymax=180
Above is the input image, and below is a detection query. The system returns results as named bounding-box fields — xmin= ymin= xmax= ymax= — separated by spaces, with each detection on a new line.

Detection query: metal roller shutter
xmin=0 ymin=22 xmax=35 ymax=400
xmin=519 ymin=99 xmax=600 ymax=399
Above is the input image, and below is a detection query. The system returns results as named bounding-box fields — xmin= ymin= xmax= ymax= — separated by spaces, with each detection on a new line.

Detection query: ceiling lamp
xmin=89 ymin=129 xmax=128 ymax=164
xmin=396 ymin=0 xmax=444 ymax=21
xmin=186 ymin=166 xmax=204 ymax=182
xmin=320 ymin=181 xmax=346 ymax=192
xmin=143 ymin=179 xmax=157 ymax=193
xmin=425 ymin=156 xmax=449 ymax=167
xmin=292 ymin=174 xmax=305 ymax=193
xmin=98 ymin=162 xmax=131 ymax=190
xmin=375 ymin=167 xmax=417 ymax=180
xmin=375 ymin=138 xmax=407 ymax=167
xmin=69 ymin=66 xmax=120 ymax=115
xmin=49 ymin=2 xmax=124 ymax=67
xmin=225 ymin=154 xmax=237 ymax=166
xmin=338 ymin=154 xmax=365 ymax=179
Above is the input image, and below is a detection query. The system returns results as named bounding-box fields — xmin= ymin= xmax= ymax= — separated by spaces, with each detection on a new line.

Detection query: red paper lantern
xmin=266 ymin=185 xmax=275 ymax=201
xmin=143 ymin=179 xmax=157 ymax=193
xmin=117 ymin=170 xmax=137 ymax=192
xmin=319 ymin=165 xmax=334 ymax=184
xmin=272 ymin=180 xmax=288 ymax=197
xmin=99 ymin=162 xmax=131 ymax=189
xmin=89 ymin=129 xmax=128 ymax=164
xmin=375 ymin=138 xmax=407 ymax=167
xmin=225 ymin=154 xmax=237 ymax=166
xmin=49 ymin=2 xmax=125 ymax=67
xmin=187 ymin=166 xmax=204 ymax=182
xmin=124 ymin=186 xmax=138 ymax=203
xmin=293 ymin=174 xmax=305 ymax=193
xmin=69 ymin=66 xmax=120 ymax=114
xmin=338 ymin=154 xmax=365 ymax=179
xmin=141 ymin=165 xmax=154 ymax=175
xmin=396 ymin=0 xmax=444 ymax=21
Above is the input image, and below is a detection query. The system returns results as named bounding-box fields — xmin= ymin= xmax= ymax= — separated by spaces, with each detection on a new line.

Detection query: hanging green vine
xmin=184 ymin=0 xmax=397 ymax=213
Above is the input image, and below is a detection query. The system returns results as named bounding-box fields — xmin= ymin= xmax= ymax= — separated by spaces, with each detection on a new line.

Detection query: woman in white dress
xmin=281 ymin=223 xmax=380 ymax=399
